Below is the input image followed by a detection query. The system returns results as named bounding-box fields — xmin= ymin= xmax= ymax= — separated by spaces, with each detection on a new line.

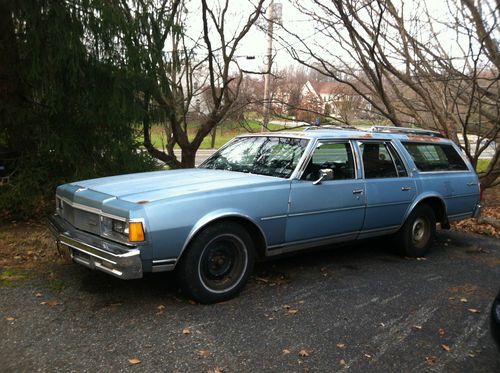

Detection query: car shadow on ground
xmin=49 ymin=233 xmax=437 ymax=308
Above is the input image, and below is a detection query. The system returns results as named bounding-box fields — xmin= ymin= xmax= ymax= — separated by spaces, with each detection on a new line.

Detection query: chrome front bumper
xmin=47 ymin=214 xmax=143 ymax=279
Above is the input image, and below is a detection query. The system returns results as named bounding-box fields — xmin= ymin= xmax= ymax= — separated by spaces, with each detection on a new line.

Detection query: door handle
xmin=352 ymin=189 xmax=364 ymax=194
xmin=467 ymin=182 xmax=477 ymax=186
xmin=401 ymin=186 xmax=412 ymax=191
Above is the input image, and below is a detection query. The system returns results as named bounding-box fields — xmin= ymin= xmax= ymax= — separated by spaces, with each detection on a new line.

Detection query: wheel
xmin=395 ymin=204 xmax=436 ymax=257
xmin=176 ymin=221 xmax=255 ymax=304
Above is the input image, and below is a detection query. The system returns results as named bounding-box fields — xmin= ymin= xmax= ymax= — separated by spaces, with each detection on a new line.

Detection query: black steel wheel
xmin=395 ymin=204 xmax=436 ymax=257
xmin=176 ymin=221 xmax=255 ymax=304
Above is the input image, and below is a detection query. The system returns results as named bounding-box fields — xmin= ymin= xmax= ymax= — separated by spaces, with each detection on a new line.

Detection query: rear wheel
xmin=176 ymin=221 xmax=255 ymax=304
xmin=395 ymin=204 xmax=436 ymax=257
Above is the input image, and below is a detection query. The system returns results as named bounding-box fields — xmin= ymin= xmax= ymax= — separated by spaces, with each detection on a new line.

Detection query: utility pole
xmin=261 ymin=0 xmax=274 ymax=132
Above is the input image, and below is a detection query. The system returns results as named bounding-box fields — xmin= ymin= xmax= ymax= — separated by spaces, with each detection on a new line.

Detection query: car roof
xmin=237 ymin=128 xmax=452 ymax=144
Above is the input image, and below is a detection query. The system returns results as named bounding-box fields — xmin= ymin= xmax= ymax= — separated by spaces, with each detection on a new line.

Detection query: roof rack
xmin=304 ymin=125 xmax=360 ymax=131
xmin=370 ymin=126 xmax=444 ymax=138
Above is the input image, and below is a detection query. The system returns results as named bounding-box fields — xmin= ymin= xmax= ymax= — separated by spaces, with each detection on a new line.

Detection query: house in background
xmin=296 ymin=80 xmax=372 ymax=122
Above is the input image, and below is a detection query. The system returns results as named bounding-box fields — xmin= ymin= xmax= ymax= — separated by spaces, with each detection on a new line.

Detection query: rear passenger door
xmin=357 ymin=140 xmax=416 ymax=238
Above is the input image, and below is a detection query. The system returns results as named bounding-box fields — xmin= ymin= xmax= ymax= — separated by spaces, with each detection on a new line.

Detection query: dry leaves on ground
xmin=452 ymin=206 xmax=500 ymax=238
xmin=182 ymin=328 xmax=191 ymax=335
xmin=298 ymin=349 xmax=310 ymax=357
xmin=198 ymin=350 xmax=210 ymax=358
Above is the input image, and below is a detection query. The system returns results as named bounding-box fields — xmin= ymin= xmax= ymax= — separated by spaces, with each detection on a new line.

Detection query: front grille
xmin=60 ymin=201 xmax=100 ymax=235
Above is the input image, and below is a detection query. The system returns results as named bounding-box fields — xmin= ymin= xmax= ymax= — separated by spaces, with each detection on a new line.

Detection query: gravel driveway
xmin=1 ymin=230 xmax=499 ymax=372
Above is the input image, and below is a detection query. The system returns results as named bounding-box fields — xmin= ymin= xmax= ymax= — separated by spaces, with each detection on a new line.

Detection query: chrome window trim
xmin=386 ymin=141 xmax=410 ymax=177
xmin=293 ymin=138 xmax=358 ymax=180
xmin=357 ymin=139 xmax=403 ymax=179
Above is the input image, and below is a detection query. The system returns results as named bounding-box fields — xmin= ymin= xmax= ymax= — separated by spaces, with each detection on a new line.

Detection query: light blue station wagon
xmin=48 ymin=127 xmax=482 ymax=303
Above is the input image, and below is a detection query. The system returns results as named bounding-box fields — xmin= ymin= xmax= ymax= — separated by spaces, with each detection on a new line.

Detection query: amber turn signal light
xmin=129 ymin=222 xmax=145 ymax=242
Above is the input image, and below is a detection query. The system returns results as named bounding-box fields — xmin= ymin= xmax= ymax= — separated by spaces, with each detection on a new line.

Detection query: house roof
xmin=309 ymin=81 xmax=344 ymax=95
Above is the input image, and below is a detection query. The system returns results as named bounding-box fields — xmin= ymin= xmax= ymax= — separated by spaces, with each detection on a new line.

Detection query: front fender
xmin=177 ymin=209 xmax=268 ymax=264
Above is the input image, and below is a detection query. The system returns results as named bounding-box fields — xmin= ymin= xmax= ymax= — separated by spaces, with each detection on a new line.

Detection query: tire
xmin=395 ymin=204 xmax=436 ymax=257
xmin=176 ymin=221 xmax=255 ymax=304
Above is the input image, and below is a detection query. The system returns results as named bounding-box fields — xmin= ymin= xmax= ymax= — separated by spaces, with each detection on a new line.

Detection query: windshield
xmin=199 ymin=136 xmax=309 ymax=178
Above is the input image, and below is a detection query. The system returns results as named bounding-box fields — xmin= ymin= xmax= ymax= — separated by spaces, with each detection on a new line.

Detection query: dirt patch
xmin=0 ymin=222 xmax=60 ymax=270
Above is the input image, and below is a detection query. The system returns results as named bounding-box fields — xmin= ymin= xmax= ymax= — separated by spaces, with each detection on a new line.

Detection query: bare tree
xmin=119 ymin=0 xmax=265 ymax=168
xmin=281 ymin=0 xmax=499 ymax=188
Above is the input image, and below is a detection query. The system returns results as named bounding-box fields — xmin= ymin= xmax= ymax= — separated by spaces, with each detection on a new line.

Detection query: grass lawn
xmin=139 ymin=119 xmax=301 ymax=150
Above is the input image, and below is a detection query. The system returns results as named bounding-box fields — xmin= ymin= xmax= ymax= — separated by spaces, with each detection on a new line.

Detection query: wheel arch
xmin=176 ymin=211 xmax=268 ymax=266
xmin=404 ymin=194 xmax=449 ymax=229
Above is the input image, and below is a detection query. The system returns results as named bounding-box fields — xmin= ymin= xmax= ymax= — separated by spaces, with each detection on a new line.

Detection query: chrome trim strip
xmin=152 ymin=259 xmax=177 ymax=264
xmin=288 ymin=205 xmax=365 ymax=218
xmin=260 ymin=214 xmax=287 ymax=221
xmin=359 ymin=225 xmax=400 ymax=234
xmin=366 ymin=201 xmax=409 ymax=208
xmin=448 ymin=212 xmax=473 ymax=222
xmin=444 ymin=193 xmax=479 ymax=199
xmin=267 ymin=232 xmax=359 ymax=256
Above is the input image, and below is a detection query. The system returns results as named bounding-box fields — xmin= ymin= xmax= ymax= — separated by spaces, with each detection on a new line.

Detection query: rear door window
xmin=358 ymin=141 xmax=406 ymax=179
xmin=402 ymin=142 xmax=468 ymax=172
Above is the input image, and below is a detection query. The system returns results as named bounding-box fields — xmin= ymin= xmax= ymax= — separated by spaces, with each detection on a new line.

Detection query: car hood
xmin=71 ymin=168 xmax=285 ymax=204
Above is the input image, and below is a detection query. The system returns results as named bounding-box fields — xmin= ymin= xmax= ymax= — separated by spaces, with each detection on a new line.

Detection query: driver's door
xmin=285 ymin=141 xmax=365 ymax=243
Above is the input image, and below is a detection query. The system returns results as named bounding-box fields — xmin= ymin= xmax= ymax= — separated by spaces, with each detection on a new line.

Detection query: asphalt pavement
xmin=1 ymin=230 xmax=499 ymax=372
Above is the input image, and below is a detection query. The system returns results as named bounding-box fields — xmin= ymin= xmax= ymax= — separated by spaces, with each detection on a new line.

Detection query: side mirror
xmin=313 ymin=168 xmax=334 ymax=185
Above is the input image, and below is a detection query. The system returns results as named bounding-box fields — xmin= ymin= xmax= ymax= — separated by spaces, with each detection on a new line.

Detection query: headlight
xmin=102 ymin=217 xmax=145 ymax=243
xmin=112 ymin=220 xmax=129 ymax=235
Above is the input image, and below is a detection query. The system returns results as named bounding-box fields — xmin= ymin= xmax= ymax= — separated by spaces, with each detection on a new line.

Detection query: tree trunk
xmin=181 ymin=147 xmax=196 ymax=168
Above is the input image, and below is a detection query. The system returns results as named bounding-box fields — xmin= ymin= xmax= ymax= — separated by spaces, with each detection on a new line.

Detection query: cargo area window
xmin=402 ymin=142 xmax=468 ymax=172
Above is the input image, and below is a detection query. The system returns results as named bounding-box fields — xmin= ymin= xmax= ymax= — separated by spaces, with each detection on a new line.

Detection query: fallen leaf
xmin=298 ymin=349 xmax=309 ymax=357
xmin=441 ymin=344 xmax=451 ymax=352
xmin=412 ymin=325 xmax=422 ymax=330
xmin=128 ymin=358 xmax=141 ymax=365
xmin=182 ymin=328 xmax=191 ymax=335
xmin=460 ymin=298 xmax=468 ymax=303
xmin=379 ymin=322 xmax=385 ymax=327
xmin=425 ymin=356 xmax=437 ymax=365
xmin=339 ymin=359 xmax=346 ymax=366
xmin=364 ymin=353 xmax=372 ymax=358
xmin=283 ymin=349 xmax=290 ymax=354
xmin=207 ymin=368 xmax=224 ymax=373
xmin=299 ymin=300 xmax=305 ymax=304
xmin=35 ymin=293 xmax=43 ymax=298
xmin=157 ymin=304 xmax=166 ymax=311
xmin=467 ymin=308 xmax=480 ymax=313
xmin=438 ymin=328 xmax=445 ymax=336
xmin=5 ymin=316 xmax=15 ymax=321
xmin=448 ymin=297 xmax=456 ymax=301
xmin=287 ymin=309 xmax=298 ymax=315
xmin=467 ymin=352 xmax=476 ymax=358
xmin=255 ymin=277 xmax=270 ymax=283
xmin=336 ymin=343 xmax=346 ymax=349
xmin=40 ymin=300 xmax=61 ymax=307
xmin=198 ymin=350 xmax=210 ymax=358
xmin=304 ymin=368 xmax=310 ymax=373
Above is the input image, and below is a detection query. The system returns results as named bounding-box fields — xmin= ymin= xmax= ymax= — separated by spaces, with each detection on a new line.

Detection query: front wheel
xmin=395 ymin=204 xmax=436 ymax=257
xmin=176 ymin=221 xmax=255 ymax=304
